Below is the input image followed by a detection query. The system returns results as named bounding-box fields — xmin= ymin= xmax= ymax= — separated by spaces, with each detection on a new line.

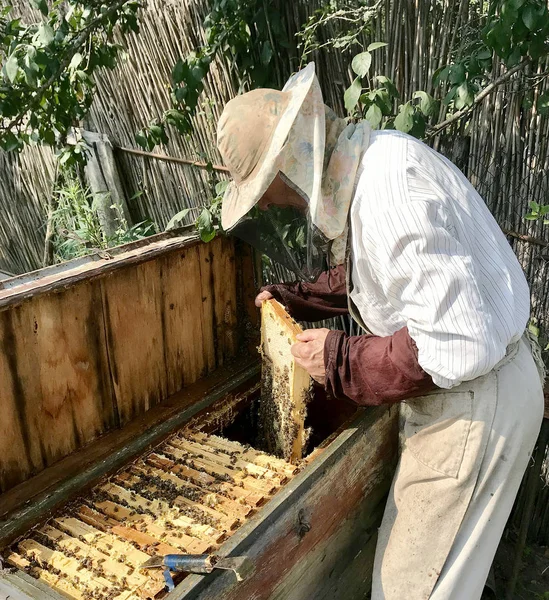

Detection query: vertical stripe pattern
xmin=349 ymin=131 xmax=530 ymax=388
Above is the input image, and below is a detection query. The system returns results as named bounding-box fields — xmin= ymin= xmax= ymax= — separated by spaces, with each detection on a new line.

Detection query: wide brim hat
xmin=217 ymin=63 xmax=317 ymax=231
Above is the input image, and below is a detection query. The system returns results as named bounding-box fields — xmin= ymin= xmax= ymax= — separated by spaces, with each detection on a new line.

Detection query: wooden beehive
xmin=0 ymin=230 xmax=399 ymax=600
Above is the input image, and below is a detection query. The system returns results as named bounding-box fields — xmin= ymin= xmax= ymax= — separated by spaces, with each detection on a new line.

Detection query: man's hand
xmin=291 ymin=328 xmax=330 ymax=385
xmin=255 ymin=290 xmax=273 ymax=307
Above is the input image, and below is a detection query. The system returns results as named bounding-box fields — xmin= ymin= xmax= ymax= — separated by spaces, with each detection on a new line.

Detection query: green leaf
xmin=260 ymin=41 xmax=273 ymax=65
xmin=528 ymin=36 xmax=547 ymax=60
xmin=1 ymin=131 xmax=21 ymax=152
xmin=375 ymin=75 xmax=399 ymax=99
xmin=344 ymin=77 xmax=362 ymax=113
xmin=36 ymin=23 xmax=54 ymax=46
xmin=172 ymin=59 xmax=187 ymax=84
xmin=5 ymin=53 xmax=19 ymax=82
xmin=528 ymin=322 xmax=540 ymax=337
xmin=351 ymin=52 xmax=372 ymax=78
xmin=476 ymin=48 xmax=492 ymax=60
xmin=449 ymin=63 xmax=466 ymax=85
xmin=166 ymin=208 xmax=194 ymax=230
xmin=365 ymin=103 xmax=382 ymax=129
xmin=30 ymin=0 xmax=48 ymax=16
xmin=455 ymin=81 xmax=474 ymax=109
xmin=197 ymin=208 xmax=216 ymax=242
xmin=409 ymin=113 xmax=427 ymax=139
xmin=59 ymin=151 xmax=73 ymax=165
xmin=537 ymin=93 xmax=549 ymax=115
xmin=522 ymin=4 xmax=538 ymax=30
xmin=69 ymin=53 xmax=83 ymax=70
xmin=413 ymin=90 xmax=436 ymax=116
xmin=394 ymin=102 xmax=414 ymax=133
xmin=135 ymin=131 xmax=148 ymax=149
xmin=506 ymin=45 xmax=522 ymax=67
xmin=433 ymin=65 xmax=451 ymax=86
xmin=367 ymin=42 xmax=387 ymax=52
xmin=443 ymin=86 xmax=457 ymax=105
xmin=215 ymin=180 xmax=229 ymax=196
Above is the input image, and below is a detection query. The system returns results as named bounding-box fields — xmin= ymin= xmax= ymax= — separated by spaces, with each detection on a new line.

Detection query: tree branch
xmin=4 ymin=0 xmax=129 ymax=133
xmin=427 ymin=59 xmax=529 ymax=139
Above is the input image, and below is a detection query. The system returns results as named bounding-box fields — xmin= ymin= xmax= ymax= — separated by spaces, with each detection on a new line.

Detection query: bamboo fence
xmin=1 ymin=0 xmax=548 ymax=331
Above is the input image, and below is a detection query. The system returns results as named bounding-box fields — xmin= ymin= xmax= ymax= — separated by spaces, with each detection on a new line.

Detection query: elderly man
xmin=216 ymin=63 xmax=544 ymax=599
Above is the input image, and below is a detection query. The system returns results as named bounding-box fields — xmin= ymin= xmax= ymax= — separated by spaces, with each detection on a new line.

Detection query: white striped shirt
xmin=350 ymin=130 xmax=530 ymax=389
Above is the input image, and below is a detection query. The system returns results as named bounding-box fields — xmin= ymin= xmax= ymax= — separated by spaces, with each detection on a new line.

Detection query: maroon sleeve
xmin=324 ymin=326 xmax=438 ymax=406
xmin=261 ymin=265 xmax=349 ymax=322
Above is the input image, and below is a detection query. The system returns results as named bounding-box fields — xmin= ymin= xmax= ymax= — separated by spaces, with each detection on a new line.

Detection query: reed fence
xmin=0 ymin=1 xmax=547 ymax=326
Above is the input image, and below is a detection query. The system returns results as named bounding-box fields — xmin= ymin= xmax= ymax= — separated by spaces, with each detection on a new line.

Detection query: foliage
xmin=166 ymin=179 xmax=228 ymax=243
xmin=524 ymin=201 xmax=549 ymax=225
xmin=0 ymin=1 xmax=141 ymax=158
xmin=51 ymin=170 xmax=155 ymax=262
xmin=297 ymin=0 xmax=382 ymax=64
xmin=136 ymin=0 xmax=289 ymax=150
xmin=432 ymin=0 xmax=549 ymax=115
xmin=343 ymin=43 xmax=437 ymax=137
xmin=340 ymin=0 xmax=549 ymax=138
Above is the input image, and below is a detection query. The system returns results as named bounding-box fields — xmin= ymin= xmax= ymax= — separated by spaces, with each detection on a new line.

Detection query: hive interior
xmin=2 ymin=389 xmax=299 ymax=600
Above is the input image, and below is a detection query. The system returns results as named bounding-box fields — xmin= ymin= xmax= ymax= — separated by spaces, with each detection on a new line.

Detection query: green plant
xmin=525 ymin=201 xmax=549 ymax=225
xmin=343 ymin=43 xmax=437 ymax=137
xmin=0 ymin=1 xmax=141 ymax=161
xmin=297 ymin=0 xmax=382 ymax=65
xmin=166 ymin=179 xmax=228 ymax=243
xmin=136 ymin=0 xmax=289 ymax=149
xmin=51 ymin=170 xmax=156 ymax=262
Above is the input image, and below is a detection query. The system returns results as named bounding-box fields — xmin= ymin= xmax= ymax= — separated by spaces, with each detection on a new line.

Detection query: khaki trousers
xmin=372 ymin=339 xmax=544 ymax=600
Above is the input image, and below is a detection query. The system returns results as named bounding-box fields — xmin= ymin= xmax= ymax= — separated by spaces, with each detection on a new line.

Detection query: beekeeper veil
xmin=217 ymin=62 xmax=371 ymax=282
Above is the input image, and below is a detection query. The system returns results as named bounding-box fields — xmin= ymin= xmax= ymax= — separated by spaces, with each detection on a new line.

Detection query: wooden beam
xmin=0 ymin=230 xmax=199 ymax=312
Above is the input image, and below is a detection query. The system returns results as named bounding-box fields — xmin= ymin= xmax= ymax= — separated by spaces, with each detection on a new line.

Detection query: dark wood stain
xmin=0 ymin=311 xmax=34 ymax=490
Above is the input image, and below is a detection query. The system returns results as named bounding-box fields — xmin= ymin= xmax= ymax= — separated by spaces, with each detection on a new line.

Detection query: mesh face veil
xmin=226 ymin=181 xmax=329 ymax=282
xmin=217 ymin=63 xmax=372 ymax=278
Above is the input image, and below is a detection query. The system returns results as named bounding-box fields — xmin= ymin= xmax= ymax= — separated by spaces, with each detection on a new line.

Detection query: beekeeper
xmin=216 ymin=63 xmax=545 ymax=600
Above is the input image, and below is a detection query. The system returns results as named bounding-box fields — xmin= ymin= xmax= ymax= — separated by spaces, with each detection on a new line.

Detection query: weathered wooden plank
xmin=0 ymin=281 xmax=116 ymax=493
xmin=0 ymin=230 xmax=199 ymax=312
xmin=197 ymin=240 xmax=219 ymax=375
xmin=170 ymin=406 xmax=399 ymax=600
xmin=197 ymin=236 xmax=239 ymax=369
xmin=234 ymin=240 xmax=260 ymax=355
xmin=161 ymin=245 xmax=207 ymax=395
xmin=1 ymin=557 xmax=70 ymax=600
xmin=0 ymin=310 xmax=35 ymax=492
xmin=101 ymin=259 xmax=166 ymax=425
xmin=213 ymin=237 xmax=238 ymax=365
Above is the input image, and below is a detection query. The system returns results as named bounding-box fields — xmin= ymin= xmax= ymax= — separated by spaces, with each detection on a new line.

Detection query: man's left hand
xmin=291 ymin=328 xmax=330 ymax=385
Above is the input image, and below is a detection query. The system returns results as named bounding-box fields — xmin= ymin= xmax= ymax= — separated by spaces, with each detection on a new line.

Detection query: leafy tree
xmin=136 ymin=0 xmax=290 ymax=150
xmin=341 ymin=0 xmax=549 ymax=138
xmin=0 ymin=1 xmax=141 ymax=161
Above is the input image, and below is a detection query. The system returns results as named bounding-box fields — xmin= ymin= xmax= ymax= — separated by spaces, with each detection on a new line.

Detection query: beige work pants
xmin=372 ymin=338 xmax=544 ymax=600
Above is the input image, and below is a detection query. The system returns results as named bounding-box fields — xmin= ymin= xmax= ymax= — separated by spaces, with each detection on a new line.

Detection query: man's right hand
xmin=255 ymin=290 xmax=273 ymax=307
